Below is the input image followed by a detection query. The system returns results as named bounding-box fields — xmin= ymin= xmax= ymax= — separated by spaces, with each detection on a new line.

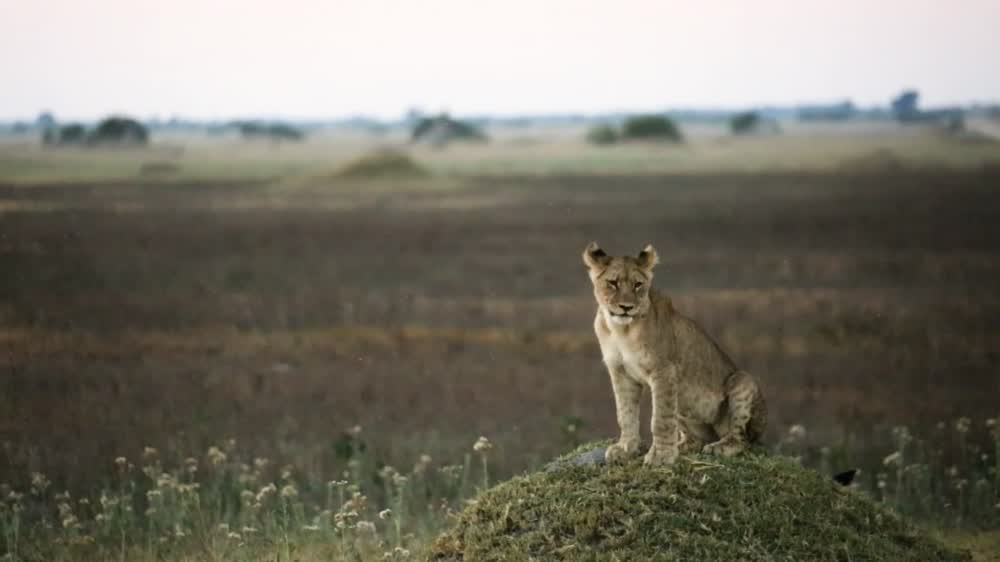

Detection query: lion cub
xmin=583 ymin=242 xmax=767 ymax=466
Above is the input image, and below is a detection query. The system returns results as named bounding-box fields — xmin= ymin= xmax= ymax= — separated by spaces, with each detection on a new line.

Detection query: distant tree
xmin=730 ymin=112 xmax=758 ymax=134
xmin=36 ymin=111 xmax=56 ymax=130
xmin=89 ymin=116 xmax=149 ymax=145
xmin=59 ymin=124 xmax=87 ymax=144
xmin=891 ymin=90 xmax=920 ymax=119
xmin=621 ymin=115 xmax=682 ymax=142
xmin=586 ymin=124 xmax=619 ymax=145
xmin=410 ymin=114 xmax=486 ymax=147
xmin=236 ymin=122 xmax=305 ymax=142
xmin=44 ymin=123 xmax=88 ymax=146
xmin=404 ymin=107 xmax=424 ymax=125
xmin=265 ymin=124 xmax=305 ymax=141
xmin=797 ymin=101 xmax=856 ymax=121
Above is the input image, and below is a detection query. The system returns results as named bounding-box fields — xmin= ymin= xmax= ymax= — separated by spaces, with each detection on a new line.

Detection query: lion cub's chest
xmin=599 ymin=331 xmax=657 ymax=384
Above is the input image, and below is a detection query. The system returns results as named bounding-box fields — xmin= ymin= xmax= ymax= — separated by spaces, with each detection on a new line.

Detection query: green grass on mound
xmin=429 ymin=445 xmax=969 ymax=562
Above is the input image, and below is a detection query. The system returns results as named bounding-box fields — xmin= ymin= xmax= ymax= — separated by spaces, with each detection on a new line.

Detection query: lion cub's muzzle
xmin=607 ymin=304 xmax=637 ymax=325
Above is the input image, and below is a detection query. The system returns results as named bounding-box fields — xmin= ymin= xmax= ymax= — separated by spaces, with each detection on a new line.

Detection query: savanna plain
xmin=2 ymin=124 xmax=1000 ymax=560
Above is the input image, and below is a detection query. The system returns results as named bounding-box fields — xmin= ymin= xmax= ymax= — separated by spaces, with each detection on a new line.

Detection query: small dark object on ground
xmin=833 ymin=468 xmax=858 ymax=486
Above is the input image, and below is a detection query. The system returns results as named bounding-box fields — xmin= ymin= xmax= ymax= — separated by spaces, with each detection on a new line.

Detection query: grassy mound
xmin=429 ymin=446 xmax=968 ymax=562
xmin=334 ymin=148 xmax=429 ymax=179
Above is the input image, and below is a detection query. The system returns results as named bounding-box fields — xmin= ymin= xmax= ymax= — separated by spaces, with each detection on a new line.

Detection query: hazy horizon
xmin=3 ymin=0 xmax=999 ymax=122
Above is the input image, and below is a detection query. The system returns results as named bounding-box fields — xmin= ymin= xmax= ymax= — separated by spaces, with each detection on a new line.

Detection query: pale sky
xmin=2 ymin=0 xmax=998 ymax=121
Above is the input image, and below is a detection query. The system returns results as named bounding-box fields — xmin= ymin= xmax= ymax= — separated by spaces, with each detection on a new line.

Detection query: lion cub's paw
xmin=642 ymin=442 xmax=678 ymax=466
xmin=703 ymin=436 xmax=747 ymax=457
xmin=604 ymin=441 xmax=640 ymax=464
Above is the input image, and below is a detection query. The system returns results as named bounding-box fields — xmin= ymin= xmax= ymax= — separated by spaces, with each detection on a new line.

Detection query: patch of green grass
xmin=430 ymin=446 xmax=970 ymax=562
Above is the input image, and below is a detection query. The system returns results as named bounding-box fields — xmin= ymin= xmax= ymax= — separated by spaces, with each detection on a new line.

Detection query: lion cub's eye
xmin=634 ymin=282 xmax=644 ymax=291
xmin=606 ymin=280 xmax=618 ymax=290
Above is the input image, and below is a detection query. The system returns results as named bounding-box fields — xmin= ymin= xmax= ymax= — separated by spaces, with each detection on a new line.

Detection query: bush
xmin=58 ymin=124 xmax=87 ymax=144
xmin=586 ymin=124 xmax=619 ymax=145
xmin=43 ymin=124 xmax=89 ymax=146
xmin=89 ymin=116 xmax=149 ymax=146
xmin=236 ymin=122 xmax=305 ymax=142
xmin=430 ymin=445 xmax=968 ymax=562
xmin=730 ymin=111 xmax=761 ymax=135
xmin=621 ymin=114 xmax=682 ymax=142
xmin=411 ymin=114 xmax=487 ymax=147
xmin=892 ymin=90 xmax=920 ymax=118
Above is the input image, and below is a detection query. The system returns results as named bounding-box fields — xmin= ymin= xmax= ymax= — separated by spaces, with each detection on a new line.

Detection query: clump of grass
xmin=333 ymin=149 xmax=429 ymax=179
xmin=430 ymin=445 xmax=969 ymax=562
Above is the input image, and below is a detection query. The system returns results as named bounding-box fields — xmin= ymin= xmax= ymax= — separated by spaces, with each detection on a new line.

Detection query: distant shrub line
xmin=43 ymin=117 xmax=149 ymax=147
xmin=586 ymin=114 xmax=683 ymax=145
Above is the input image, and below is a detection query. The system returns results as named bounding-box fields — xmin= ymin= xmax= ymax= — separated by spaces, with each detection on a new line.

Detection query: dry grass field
xmin=1 ymin=126 xmax=999 ymax=559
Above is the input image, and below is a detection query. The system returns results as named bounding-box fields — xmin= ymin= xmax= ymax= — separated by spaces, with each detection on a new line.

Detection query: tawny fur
xmin=583 ymin=242 xmax=767 ymax=466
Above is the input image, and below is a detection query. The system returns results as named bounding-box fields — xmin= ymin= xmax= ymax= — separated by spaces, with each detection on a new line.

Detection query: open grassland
xmin=2 ymin=119 xmax=1000 ymax=184
xmin=1 ymin=128 xmax=1000 ymax=560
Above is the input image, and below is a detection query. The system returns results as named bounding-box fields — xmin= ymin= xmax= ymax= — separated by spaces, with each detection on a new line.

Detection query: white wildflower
xmin=955 ymin=417 xmax=972 ymax=434
xmin=787 ymin=424 xmax=807 ymax=441
xmin=207 ymin=446 xmax=227 ymax=466
xmin=473 ymin=436 xmax=493 ymax=453
xmin=882 ymin=452 xmax=902 ymax=466
xmin=256 ymin=483 xmax=277 ymax=502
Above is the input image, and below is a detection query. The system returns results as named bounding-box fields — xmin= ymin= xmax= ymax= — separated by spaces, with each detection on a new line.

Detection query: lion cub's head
xmin=583 ymin=242 xmax=660 ymax=326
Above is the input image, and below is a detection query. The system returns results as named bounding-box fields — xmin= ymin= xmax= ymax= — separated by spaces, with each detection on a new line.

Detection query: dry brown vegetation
xmin=2 ymin=166 xmax=1000 ymax=499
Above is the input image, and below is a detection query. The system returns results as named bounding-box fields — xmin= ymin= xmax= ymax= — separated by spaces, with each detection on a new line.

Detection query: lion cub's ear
xmin=637 ymin=244 xmax=660 ymax=271
xmin=583 ymin=241 xmax=611 ymax=270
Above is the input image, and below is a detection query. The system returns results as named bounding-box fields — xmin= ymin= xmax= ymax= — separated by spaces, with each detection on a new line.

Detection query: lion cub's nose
xmin=619 ymin=304 xmax=634 ymax=312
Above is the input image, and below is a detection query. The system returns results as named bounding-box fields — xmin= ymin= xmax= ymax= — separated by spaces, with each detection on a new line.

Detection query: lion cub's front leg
xmin=604 ymin=365 xmax=642 ymax=463
xmin=644 ymin=365 xmax=680 ymax=466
